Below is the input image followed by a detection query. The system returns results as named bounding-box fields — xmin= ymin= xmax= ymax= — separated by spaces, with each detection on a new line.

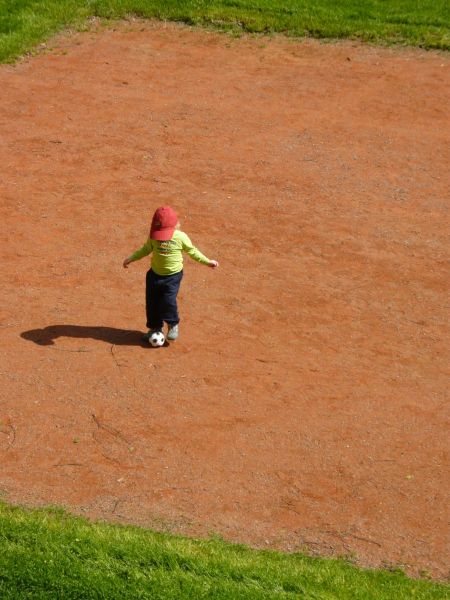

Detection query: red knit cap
xmin=150 ymin=206 xmax=178 ymax=241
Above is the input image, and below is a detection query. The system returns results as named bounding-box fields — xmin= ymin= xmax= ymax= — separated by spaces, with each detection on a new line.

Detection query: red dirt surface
xmin=0 ymin=21 xmax=449 ymax=579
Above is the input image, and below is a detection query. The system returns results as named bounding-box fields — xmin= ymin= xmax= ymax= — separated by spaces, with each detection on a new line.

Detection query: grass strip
xmin=0 ymin=0 xmax=449 ymax=63
xmin=0 ymin=501 xmax=448 ymax=599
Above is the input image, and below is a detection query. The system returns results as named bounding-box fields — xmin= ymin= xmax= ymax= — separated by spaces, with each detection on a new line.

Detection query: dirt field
xmin=0 ymin=21 xmax=448 ymax=579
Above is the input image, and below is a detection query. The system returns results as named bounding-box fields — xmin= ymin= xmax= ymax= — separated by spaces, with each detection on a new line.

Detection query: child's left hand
xmin=208 ymin=260 xmax=219 ymax=269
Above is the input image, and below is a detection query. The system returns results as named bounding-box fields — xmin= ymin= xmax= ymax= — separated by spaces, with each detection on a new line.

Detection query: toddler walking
xmin=123 ymin=206 xmax=218 ymax=341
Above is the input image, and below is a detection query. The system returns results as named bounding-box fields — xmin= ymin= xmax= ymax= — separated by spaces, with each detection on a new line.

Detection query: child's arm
xmin=181 ymin=233 xmax=219 ymax=268
xmin=123 ymin=240 xmax=152 ymax=268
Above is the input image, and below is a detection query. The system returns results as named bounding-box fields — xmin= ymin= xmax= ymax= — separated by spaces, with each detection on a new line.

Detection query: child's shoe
xmin=167 ymin=324 xmax=179 ymax=341
xmin=141 ymin=329 xmax=161 ymax=342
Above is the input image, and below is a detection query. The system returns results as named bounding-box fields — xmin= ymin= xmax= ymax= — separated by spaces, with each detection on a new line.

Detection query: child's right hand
xmin=208 ymin=260 xmax=219 ymax=269
xmin=123 ymin=257 xmax=132 ymax=269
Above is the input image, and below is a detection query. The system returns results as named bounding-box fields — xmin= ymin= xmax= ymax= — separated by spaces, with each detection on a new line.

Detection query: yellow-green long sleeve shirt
xmin=130 ymin=230 xmax=210 ymax=276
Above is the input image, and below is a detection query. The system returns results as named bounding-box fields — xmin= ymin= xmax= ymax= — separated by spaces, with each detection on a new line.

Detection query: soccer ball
xmin=148 ymin=331 xmax=165 ymax=348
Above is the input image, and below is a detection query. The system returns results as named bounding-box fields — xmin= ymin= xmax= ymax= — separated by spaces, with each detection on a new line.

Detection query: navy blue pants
xmin=146 ymin=269 xmax=183 ymax=330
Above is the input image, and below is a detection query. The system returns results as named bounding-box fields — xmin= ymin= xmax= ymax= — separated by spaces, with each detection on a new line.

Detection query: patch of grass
xmin=0 ymin=502 xmax=448 ymax=599
xmin=0 ymin=0 xmax=88 ymax=62
xmin=0 ymin=0 xmax=449 ymax=62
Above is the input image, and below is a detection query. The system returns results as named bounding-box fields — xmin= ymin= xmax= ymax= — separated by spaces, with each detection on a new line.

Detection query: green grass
xmin=0 ymin=502 xmax=448 ymax=599
xmin=0 ymin=0 xmax=449 ymax=62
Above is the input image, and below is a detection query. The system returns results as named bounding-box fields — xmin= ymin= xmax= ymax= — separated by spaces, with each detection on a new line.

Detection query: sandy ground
xmin=0 ymin=20 xmax=449 ymax=579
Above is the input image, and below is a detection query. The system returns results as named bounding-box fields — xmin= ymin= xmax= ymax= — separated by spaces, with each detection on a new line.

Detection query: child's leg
xmin=145 ymin=270 xmax=164 ymax=330
xmin=160 ymin=271 xmax=183 ymax=326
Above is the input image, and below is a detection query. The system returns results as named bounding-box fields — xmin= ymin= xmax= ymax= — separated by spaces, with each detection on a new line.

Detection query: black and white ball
xmin=148 ymin=331 xmax=165 ymax=347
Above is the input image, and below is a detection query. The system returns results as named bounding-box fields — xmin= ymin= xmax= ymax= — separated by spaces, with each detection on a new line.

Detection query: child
xmin=123 ymin=206 xmax=218 ymax=341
